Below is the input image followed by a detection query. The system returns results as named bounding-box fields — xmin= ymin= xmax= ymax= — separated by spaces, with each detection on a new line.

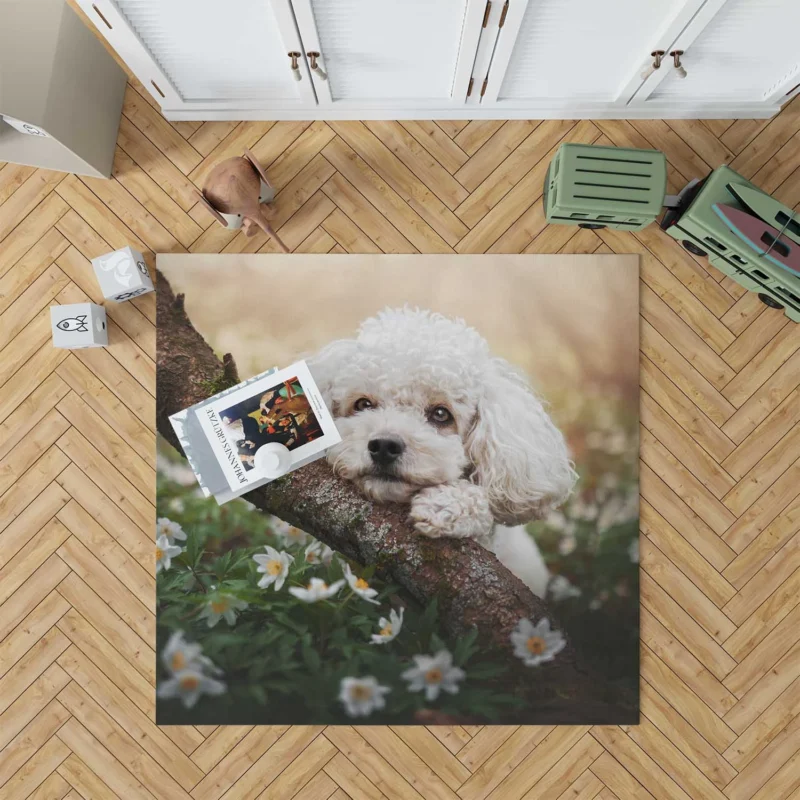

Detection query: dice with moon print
xmin=91 ymin=246 xmax=154 ymax=302
xmin=50 ymin=303 xmax=108 ymax=349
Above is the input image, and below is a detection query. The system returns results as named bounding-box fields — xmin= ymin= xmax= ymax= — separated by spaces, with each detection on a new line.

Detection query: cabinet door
xmin=289 ymin=0 xmax=486 ymax=108
xmin=481 ymin=0 xmax=706 ymax=109
xmin=76 ymin=0 xmax=315 ymax=112
xmin=634 ymin=0 xmax=800 ymax=108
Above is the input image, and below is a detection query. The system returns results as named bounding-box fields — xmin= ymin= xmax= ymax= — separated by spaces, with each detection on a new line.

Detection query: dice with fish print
xmin=50 ymin=303 xmax=108 ymax=349
xmin=91 ymin=246 xmax=154 ymax=302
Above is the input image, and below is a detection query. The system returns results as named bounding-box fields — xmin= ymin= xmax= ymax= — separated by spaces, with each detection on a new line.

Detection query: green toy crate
xmin=544 ymin=143 xmax=667 ymax=231
xmin=661 ymin=164 xmax=800 ymax=323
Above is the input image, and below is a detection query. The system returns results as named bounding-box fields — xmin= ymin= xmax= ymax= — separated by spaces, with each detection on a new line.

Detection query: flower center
xmin=380 ymin=625 xmax=393 ymax=637
xmin=211 ymin=600 xmax=229 ymax=614
xmin=350 ymin=684 xmax=373 ymax=701
xmin=180 ymin=675 xmax=199 ymax=691
xmin=526 ymin=636 xmax=546 ymax=655
xmin=306 ymin=552 xmax=318 ymax=562
xmin=355 ymin=578 xmax=370 ymax=590
xmin=425 ymin=668 xmax=443 ymax=684
xmin=155 ymin=546 xmax=163 ymax=561
xmin=267 ymin=560 xmax=282 ymax=575
xmin=171 ymin=652 xmax=186 ymax=671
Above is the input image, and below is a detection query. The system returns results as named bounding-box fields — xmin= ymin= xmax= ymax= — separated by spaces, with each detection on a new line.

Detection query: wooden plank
xmin=0 ymin=193 xmax=69 ymax=277
xmin=55 ymin=463 xmax=151 ymax=568
xmin=365 ymin=121 xmax=469 ymax=209
xmin=399 ymin=120 xmax=469 ymax=174
xmin=0 ymin=228 xmax=67 ymax=316
xmin=56 ymin=648 xmax=204 ymax=791
xmin=122 ymin=84 xmax=202 ymax=175
xmin=328 ymin=122 xmax=467 ymax=247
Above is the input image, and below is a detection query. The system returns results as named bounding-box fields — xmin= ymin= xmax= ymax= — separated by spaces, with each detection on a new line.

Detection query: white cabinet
xmin=81 ymin=0 xmax=316 ymax=111
xmin=290 ymin=0 xmax=486 ymax=108
xmin=631 ymin=0 xmax=800 ymax=109
xmin=77 ymin=0 xmax=800 ymax=120
xmin=483 ymin=0 xmax=701 ymax=106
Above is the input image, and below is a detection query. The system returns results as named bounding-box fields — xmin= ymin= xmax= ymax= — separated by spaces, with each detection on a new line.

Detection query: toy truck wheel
xmin=758 ymin=293 xmax=784 ymax=310
xmin=682 ymin=240 xmax=708 ymax=257
xmin=578 ymin=223 xmax=606 ymax=229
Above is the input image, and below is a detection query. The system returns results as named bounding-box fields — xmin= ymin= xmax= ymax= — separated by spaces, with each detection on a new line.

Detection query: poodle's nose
xmin=368 ymin=437 xmax=405 ymax=467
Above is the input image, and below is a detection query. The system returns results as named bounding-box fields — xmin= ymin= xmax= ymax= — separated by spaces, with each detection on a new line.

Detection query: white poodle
xmin=309 ymin=308 xmax=577 ymax=597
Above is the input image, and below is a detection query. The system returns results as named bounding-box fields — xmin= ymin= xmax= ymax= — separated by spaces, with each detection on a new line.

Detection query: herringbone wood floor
xmin=2 ymin=42 xmax=800 ymax=798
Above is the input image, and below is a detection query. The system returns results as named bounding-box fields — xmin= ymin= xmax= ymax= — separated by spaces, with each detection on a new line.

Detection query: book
xmin=169 ymin=360 xmax=341 ymax=504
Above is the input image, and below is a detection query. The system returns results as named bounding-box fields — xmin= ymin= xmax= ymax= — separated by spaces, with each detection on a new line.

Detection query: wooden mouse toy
xmin=197 ymin=148 xmax=290 ymax=253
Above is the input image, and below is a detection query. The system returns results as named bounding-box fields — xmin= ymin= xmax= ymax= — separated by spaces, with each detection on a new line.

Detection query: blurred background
xmin=158 ymin=253 xmax=640 ymax=697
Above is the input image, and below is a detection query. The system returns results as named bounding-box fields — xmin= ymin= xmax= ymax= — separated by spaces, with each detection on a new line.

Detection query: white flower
xmin=546 ymin=510 xmax=567 ymax=531
xmin=320 ymin=545 xmax=336 ymax=566
xmin=606 ymin=430 xmax=627 ymax=454
xmin=156 ymin=535 xmax=182 ymax=574
xmin=338 ymin=676 xmax=391 ymax=718
xmin=303 ymin=540 xmax=322 ymax=564
xmin=628 ymin=537 xmax=640 ymax=564
xmin=253 ymin=546 xmax=294 ymax=590
xmin=569 ymin=499 xmax=597 ymax=522
xmin=157 ymin=668 xmax=226 ymax=708
xmin=510 ymin=618 xmax=566 ymax=667
xmin=303 ymin=539 xmax=336 ymax=566
xmin=275 ymin=521 xmax=309 ymax=548
xmin=288 ymin=577 xmax=344 ymax=603
xmin=161 ymin=631 xmax=222 ymax=676
xmin=157 ymin=517 xmax=186 ymax=543
xmin=371 ymin=607 xmax=404 ymax=645
xmin=158 ymin=460 xmax=197 ymax=486
xmin=199 ymin=594 xmax=248 ymax=627
xmin=549 ymin=575 xmax=581 ymax=602
xmin=598 ymin=495 xmax=625 ymax=533
xmin=558 ymin=532 xmax=577 ymax=556
xmin=401 ymin=649 xmax=465 ymax=701
xmin=343 ymin=563 xmax=380 ymax=605
xmin=589 ymin=590 xmax=610 ymax=611
xmin=168 ymin=498 xmax=185 ymax=514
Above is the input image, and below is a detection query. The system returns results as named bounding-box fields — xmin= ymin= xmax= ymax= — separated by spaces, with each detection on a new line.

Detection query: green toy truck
xmin=659 ymin=165 xmax=800 ymax=322
xmin=543 ymin=143 xmax=667 ymax=231
xmin=544 ymin=143 xmax=800 ymax=322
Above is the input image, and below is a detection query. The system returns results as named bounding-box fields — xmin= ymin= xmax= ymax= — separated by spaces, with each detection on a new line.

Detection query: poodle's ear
xmin=466 ymin=358 xmax=576 ymax=525
xmin=306 ymin=338 xmax=360 ymax=415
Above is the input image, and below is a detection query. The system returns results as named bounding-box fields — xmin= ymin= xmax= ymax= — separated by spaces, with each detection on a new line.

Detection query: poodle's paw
xmin=410 ymin=482 xmax=494 ymax=542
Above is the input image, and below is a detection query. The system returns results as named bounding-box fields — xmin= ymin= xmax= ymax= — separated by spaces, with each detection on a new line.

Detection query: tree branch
xmin=155 ymin=269 xmax=633 ymax=723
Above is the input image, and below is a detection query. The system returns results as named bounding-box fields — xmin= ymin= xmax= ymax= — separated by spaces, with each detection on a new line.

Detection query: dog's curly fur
xmin=309 ymin=308 xmax=577 ymax=597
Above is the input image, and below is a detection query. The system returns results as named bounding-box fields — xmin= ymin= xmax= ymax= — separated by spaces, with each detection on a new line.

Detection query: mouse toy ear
xmin=243 ymin=148 xmax=273 ymax=192
xmin=196 ymin=190 xmax=229 ymax=227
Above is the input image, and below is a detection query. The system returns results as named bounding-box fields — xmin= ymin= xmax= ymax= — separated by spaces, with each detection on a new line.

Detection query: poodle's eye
xmin=428 ymin=405 xmax=453 ymax=425
xmin=353 ymin=397 xmax=375 ymax=412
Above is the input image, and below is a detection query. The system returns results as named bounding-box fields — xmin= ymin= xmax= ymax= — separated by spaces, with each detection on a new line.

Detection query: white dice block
xmin=51 ymin=303 xmax=108 ymax=349
xmin=91 ymin=246 xmax=154 ymax=302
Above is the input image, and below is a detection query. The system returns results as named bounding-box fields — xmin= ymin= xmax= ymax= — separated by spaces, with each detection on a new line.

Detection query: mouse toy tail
xmin=255 ymin=210 xmax=290 ymax=253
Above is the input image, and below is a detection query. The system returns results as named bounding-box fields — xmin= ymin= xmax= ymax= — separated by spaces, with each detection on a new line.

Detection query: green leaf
xmin=453 ymin=627 xmax=479 ymax=666
xmin=302 ymin=643 xmax=321 ymax=673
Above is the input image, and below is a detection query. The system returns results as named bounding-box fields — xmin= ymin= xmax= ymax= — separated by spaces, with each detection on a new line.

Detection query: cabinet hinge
xmin=499 ymin=0 xmax=509 ymax=27
xmin=482 ymin=0 xmax=491 ymax=27
xmin=467 ymin=77 xmax=474 ymax=97
xmin=480 ymin=77 xmax=488 ymax=97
